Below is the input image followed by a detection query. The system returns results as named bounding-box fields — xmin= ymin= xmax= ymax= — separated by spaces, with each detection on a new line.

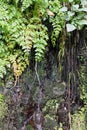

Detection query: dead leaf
xmin=47 ymin=9 xmax=55 ymax=16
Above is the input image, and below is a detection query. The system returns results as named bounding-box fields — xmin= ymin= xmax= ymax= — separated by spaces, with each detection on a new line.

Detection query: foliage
xmin=26 ymin=124 xmax=34 ymax=130
xmin=80 ymin=64 xmax=87 ymax=105
xmin=78 ymin=45 xmax=87 ymax=129
xmin=0 ymin=0 xmax=48 ymax=79
xmin=0 ymin=0 xmax=87 ymax=80
xmin=0 ymin=1 xmax=87 ymax=130
xmin=71 ymin=109 xmax=86 ymax=130
xmin=27 ymin=18 xmax=48 ymax=61
xmin=0 ymin=0 xmax=65 ymax=79
xmin=0 ymin=94 xmax=8 ymax=120
xmin=0 ymin=1 xmax=29 ymax=79
xmin=47 ymin=0 xmax=64 ymax=46
xmin=79 ymin=43 xmax=87 ymax=106
xmin=59 ymin=0 xmax=87 ymax=32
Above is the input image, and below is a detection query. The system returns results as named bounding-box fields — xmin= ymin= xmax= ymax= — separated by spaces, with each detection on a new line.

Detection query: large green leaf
xmin=66 ymin=23 xmax=76 ymax=32
xmin=78 ymin=20 xmax=87 ymax=25
xmin=71 ymin=4 xmax=79 ymax=11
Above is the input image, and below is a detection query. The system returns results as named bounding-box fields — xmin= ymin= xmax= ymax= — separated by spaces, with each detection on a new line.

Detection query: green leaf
xmin=0 ymin=73 xmax=3 ymax=78
xmin=66 ymin=23 xmax=76 ymax=32
xmin=68 ymin=11 xmax=75 ymax=17
xmin=0 ymin=94 xmax=3 ymax=100
xmin=34 ymin=44 xmax=45 ymax=50
xmin=71 ymin=4 xmax=79 ymax=11
xmin=78 ymin=20 xmax=87 ymax=25
xmin=69 ymin=0 xmax=73 ymax=2
xmin=78 ymin=8 xmax=87 ymax=12
xmin=21 ymin=0 xmax=33 ymax=11
xmin=35 ymin=48 xmax=44 ymax=54
xmin=59 ymin=7 xmax=68 ymax=12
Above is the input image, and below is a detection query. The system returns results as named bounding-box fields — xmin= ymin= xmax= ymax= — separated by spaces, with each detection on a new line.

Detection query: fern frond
xmin=21 ymin=0 xmax=34 ymax=11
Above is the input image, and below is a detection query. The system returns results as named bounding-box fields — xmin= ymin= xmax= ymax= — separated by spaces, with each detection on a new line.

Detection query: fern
xmin=0 ymin=0 xmax=48 ymax=79
xmin=21 ymin=0 xmax=35 ymax=11
xmin=47 ymin=0 xmax=64 ymax=46
xmin=0 ymin=1 xmax=29 ymax=78
xmin=26 ymin=18 xmax=48 ymax=61
xmin=0 ymin=0 xmax=65 ymax=79
xmin=0 ymin=0 xmax=64 ymax=78
xmin=0 ymin=40 xmax=10 ymax=78
xmin=33 ymin=0 xmax=48 ymax=18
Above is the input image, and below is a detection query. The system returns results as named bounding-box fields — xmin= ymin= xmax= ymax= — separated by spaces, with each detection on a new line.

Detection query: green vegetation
xmin=0 ymin=0 xmax=86 ymax=78
xmin=72 ymin=109 xmax=86 ymax=130
xmin=0 ymin=0 xmax=87 ymax=130
xmin=0 ymin=94 xmax=8 ymax=120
